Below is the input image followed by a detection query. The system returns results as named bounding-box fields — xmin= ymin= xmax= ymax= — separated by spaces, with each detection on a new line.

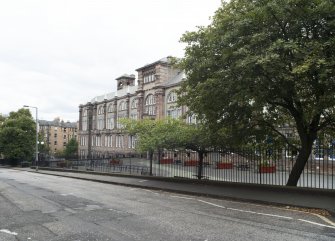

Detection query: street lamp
xmin=23 ymin=105 xmax=38 ymax=171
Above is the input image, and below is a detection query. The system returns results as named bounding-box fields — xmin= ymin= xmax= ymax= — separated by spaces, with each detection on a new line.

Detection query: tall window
xmin=116 ymin=135 xmax=124 ymax=148
xmin=118 ymin=101 xmax=127 ymax=111
xmin=131 ymin=98 xmax=138 ymax=109
xmin=105 ymin=135 xmax=113 ymax=147
xmin=117 ymin=114 xmax=126 ymax=129
xmin=97 ymin=106 xmax=104 ymax=130
xmin=98 ymin=106 xmax=104 ymax=115
xmin=128 ymin=135 xmax=136 ymax=149
xmin=106 ymin=114 xmax=114 ymax=129
xmin=107 ymin=104 xmax=115 ymax=113
xmin=145 ymin=94 xmax=156 ymax=116
xmin=167 ymin=91 xmax=177 ymax=103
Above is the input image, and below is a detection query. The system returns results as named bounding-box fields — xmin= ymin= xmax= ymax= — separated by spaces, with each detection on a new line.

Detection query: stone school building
xmin=78 ymin=57 xmax=195 ymax=159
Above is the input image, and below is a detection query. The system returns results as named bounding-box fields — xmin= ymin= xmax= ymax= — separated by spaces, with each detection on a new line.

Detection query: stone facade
xmin=78 ymin=57 xmax=190 ymax=159
xmin=39 ymin=118 xmax=78 ymax=155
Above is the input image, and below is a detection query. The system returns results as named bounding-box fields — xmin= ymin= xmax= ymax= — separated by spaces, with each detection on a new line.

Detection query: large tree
xmin=179 ymin=0 xmax=335 ymax=186
xmin=0 ymin=109 xmax=36 ymax=165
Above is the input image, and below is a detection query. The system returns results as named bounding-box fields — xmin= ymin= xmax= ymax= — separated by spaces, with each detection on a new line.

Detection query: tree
xmin=178 ymin=123 xmax=218 ymax=179
xmin=0 ymin=109 xmax=36 ymax=165
xmin=179 ymin=0 xmax=335 ymax=186
xmin=121 ymin=118 xmax=186 ymax=175
xmin=122 ymin=118 xmax=217 ymax=179
xmin=64 ymin=138 xmax=79 ymax=158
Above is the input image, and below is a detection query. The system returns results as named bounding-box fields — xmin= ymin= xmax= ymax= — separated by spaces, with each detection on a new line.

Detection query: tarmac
xmin=21 ymin=167 xmax=335 ymax=218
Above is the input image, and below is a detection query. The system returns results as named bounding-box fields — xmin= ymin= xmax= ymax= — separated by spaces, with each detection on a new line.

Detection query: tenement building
xmin=39 ymin=118 xmax=78 ymax=155
xmin=78 ymin=57 xmax=194 ymax=159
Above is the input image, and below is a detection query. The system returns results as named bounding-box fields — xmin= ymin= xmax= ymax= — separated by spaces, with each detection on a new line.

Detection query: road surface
xmin=0 ymin=168 xmax=334 ymax=241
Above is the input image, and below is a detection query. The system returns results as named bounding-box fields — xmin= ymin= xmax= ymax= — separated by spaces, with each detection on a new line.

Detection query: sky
xmin=0 ymin=0 xmax=222 ymax=122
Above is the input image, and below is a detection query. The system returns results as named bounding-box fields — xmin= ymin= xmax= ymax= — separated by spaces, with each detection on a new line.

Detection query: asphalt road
xmin=0 ymin=169 xmax=334 ymax=241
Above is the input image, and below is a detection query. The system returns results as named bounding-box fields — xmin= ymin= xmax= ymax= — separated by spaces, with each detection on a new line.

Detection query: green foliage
xmin=122 ymin=118 xmax=218 ymax=153
xmin=64 ymin=138 xmax=78 ymax=158
xmin=121 ymin=118 xmax=186 ymax=153
xmin=0 ymin=109 xmax=36 ymax=163
xmin=179 ymin=0 xmax=335 ymax=185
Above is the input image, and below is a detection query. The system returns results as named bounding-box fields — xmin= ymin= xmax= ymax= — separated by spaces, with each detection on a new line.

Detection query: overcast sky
xmin=0 ymin=0 xmax=222 ymax=122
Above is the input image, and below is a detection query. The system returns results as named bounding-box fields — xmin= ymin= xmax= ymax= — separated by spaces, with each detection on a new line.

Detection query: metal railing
xmin=42 ymin=146 xmax=335 ymax=190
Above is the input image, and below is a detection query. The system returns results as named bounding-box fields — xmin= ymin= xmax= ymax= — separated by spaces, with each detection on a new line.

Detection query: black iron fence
xmin=42 ymin=146 xmax=334 ymax=190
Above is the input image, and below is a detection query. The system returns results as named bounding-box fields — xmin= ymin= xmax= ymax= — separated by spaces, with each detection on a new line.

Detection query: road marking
xmin=172 ymin=194 xmax=334 ymax=227
xmin=314 ymin=214 xmax=335 ymax=227
xmin=0 ymin=229 xmax=18 ymax=236
xmin=198 ymin=200 xmax=226 ymax=209
xmin=197 ymin=200 xmax=293 ymax=220
xmin=138 ymin=180 xmax=148 ymax=183
xmin=226 ymin=207 xmax=257 ymax=214
xmin=171 ymin=195 xmax=195 ymax=200
xmin=298 ymin=219 xmax=335 ymax=229
xmin=251 ymin=212 xmax=293 ymax=220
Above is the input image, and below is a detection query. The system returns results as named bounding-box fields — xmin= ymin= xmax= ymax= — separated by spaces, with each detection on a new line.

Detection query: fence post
xmin=197 ymin=151 xmax=204 ymax=180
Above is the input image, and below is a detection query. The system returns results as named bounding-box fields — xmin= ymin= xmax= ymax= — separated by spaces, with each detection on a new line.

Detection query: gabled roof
xmin=90 ymin=85 xmax=137 ymax=103
xmin=135 ymin=57 xmax=170 ymax=71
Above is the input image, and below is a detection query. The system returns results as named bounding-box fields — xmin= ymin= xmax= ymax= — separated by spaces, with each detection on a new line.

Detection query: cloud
xmin=0 ymin=0 xmax=222 ymax=121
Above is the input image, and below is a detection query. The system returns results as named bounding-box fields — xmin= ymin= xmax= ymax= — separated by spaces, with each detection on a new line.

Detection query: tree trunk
xmin=197 ymin=151 xmax=204 ymax=180
xmin=286 ymin=136 xmax=314 ymax=186
xmin=149 ymin=151 xmax=153 ymax=176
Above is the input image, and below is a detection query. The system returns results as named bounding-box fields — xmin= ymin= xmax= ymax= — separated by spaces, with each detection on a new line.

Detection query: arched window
xmin=107 ymin=104 xmax=115 ymax=113
xmin=118 ymin=101 xmax=127 ymax=111
xmin=145 ymin=94 xmax=156 ymax=116
xmin=167 ymin=91 xmax=177 ymax=103
xmin=131 ymin=98 xmax=138 ymax=109
xmin=98 ymin=106 xmax=104 ymax=115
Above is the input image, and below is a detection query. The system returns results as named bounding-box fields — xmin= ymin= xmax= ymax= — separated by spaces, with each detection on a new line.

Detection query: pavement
xmin=21 ymin=167 xmax=335 ymax=217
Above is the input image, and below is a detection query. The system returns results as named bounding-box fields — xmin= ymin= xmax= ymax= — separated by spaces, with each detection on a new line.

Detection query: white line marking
xmin=298 ymin=219 xmax=335 ymax=229
xmin=198 ymin=200 xmax=226 ymax=209
xmin=171 ymin=195 xmax=195 ymax=200
xmin=197 ymin=200 xmax=293 ymax=220
xmin=0 ymin=229 xmax=18 ymax=235
xmin=253 ymin=212 xmax=293 ymax=220
xmin=314 ymin=214 xmax=335 ymax=227
xmin=138 ymin=180 xmax=148 ymax=183
xmin=227 ymin=207 xmax=257 ymax=214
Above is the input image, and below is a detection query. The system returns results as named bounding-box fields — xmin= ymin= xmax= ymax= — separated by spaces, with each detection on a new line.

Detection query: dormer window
xmin=143 ymin=70 xmax=155 ymax=84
